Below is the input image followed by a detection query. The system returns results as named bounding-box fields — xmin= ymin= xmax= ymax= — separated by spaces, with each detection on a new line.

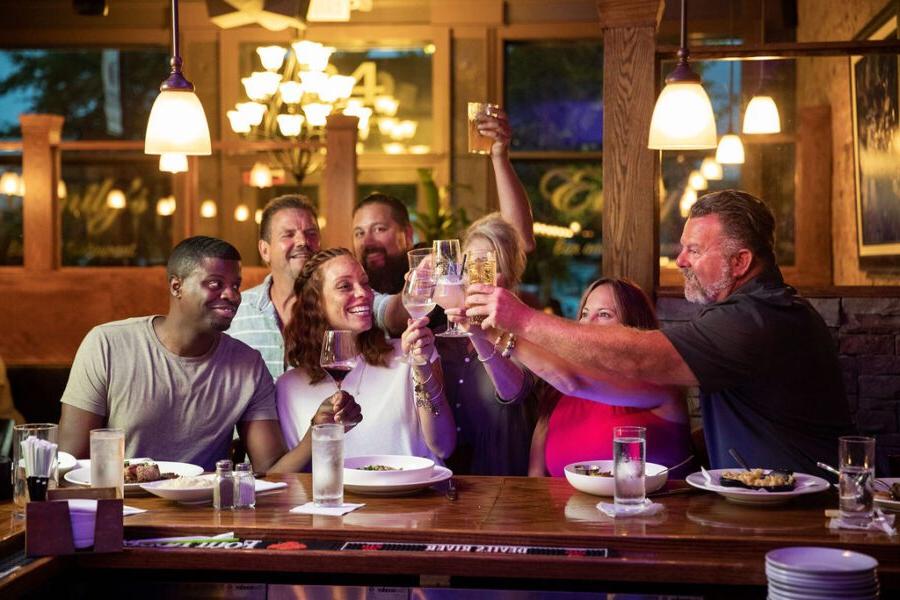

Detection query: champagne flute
xmin=401 ymin=248 xmax=436 ymax=364
xmin=320 ymin=330 xmax=358 ymax=391
xmin=432 ymin=239 xmax=469 ymax=338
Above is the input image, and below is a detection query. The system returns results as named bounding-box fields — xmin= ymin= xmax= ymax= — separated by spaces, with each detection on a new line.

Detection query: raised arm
xmin=479 ymin=110 xmax=535 ymax=252
xmin=466 ymin=284 xmax=698 ymax=387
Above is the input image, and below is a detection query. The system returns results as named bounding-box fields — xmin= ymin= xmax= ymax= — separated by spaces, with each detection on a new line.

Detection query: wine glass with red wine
xmin=320 ymin=330 xmax=358 ymax=391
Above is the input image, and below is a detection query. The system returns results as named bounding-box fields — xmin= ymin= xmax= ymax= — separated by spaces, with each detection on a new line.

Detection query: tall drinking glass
xmin=433 ymin=239 xmax=468 ymax=338
xmin=401 ymin=248 xmax=436 ymax=364
xmin=311 ymin=423 xmax=344 ymax=507
xmin=467 ymin=102 xmax=500 ymax=154
xmin=90 ymin=428 xmax=125 ymax=499
xmin=614 ymin=426 xmax=646 ymax=509
xmin=839 ymin=435 xmax=875 ymax=524
xmin=464 ymin=248 xmax=496 ymax=325
xmin=320 ymin=330 xmax=358 ymax=391
xmin=13 ymin=423 xmax=58 ymax=517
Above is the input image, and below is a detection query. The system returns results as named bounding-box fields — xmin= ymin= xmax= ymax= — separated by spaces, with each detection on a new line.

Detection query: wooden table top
xmin=1 ymin=475 xmax=898 ymax=590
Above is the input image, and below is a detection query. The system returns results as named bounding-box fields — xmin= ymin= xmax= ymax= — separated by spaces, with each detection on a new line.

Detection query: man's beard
xmin=364 ymin=251 xmax=408 ymax=294
xmin=682 ymin=262 xmax=735 ymax=305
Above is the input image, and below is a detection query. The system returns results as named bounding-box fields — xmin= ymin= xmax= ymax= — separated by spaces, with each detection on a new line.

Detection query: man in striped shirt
xmin=228 ymin=195 xmax=321 ymax=379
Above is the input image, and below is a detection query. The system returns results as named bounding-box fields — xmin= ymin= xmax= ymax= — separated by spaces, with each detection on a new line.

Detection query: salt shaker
xmin=213 ymin=459 xmax=235 ymax=510
xmin=234 ymin=462 xmax=255 ymax=509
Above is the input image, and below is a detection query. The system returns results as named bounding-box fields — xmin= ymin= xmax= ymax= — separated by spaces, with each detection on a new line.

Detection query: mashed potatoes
xmin=155 ymin=475 xmax=215 ymax=489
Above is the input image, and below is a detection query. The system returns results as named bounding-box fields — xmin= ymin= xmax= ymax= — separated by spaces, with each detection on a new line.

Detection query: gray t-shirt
xmin=61 ymin=316 xmax=277 ymax=471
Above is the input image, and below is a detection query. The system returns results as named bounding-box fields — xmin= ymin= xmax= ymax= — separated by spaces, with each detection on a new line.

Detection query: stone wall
xmin=657 ymin=292 xmax=900 ymax=475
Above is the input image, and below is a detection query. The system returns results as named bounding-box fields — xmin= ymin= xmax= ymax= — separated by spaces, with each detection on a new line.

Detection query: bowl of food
xmin=343 ymin=455 xmax=435 ymax=486
xmin=564 ymin=459 xmax=668 ymax=497
xmin=140 ymin=474 xmax=217 ymax=503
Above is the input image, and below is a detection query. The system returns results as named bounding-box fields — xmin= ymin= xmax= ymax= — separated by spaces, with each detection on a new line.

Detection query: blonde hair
xmin=463 ymin=212 xmax=526 ymax=291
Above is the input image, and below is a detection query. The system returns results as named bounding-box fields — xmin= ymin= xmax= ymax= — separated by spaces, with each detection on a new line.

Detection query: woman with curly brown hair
xmin=276 ymin=248 xmax=456 ymax=462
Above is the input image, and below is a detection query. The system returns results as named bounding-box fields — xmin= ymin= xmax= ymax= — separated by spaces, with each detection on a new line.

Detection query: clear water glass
xmin=839 ymin=435 xmax=875 ymax=524
xmin=614 ymin=426 xmax=646 ymax=508
xmin=13 ymin=423 xmax=58 ymax=516
xmin=312 ymin=423 xmax=344 ymax=507
xmin=90 ymin=428 xmax=124 ymax=499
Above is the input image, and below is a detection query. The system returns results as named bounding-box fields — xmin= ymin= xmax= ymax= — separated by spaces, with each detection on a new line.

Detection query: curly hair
xmin=283 ymin=247 xmax=392 ymax=384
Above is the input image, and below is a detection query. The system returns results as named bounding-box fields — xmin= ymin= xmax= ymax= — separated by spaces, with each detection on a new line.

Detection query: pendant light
xmin=648 ymin=0 xmax=717 ymax=150
xmin=716 ymin=61 xmax=745 ymax=164
xmin=742 ymin=0 xmax=781 ymax=134
xmin=145 ymin=0 xmax=211 ymax=156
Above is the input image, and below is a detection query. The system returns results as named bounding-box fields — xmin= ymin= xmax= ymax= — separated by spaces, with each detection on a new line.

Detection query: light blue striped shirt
xmin=229 ymin=276 xmax=285 ymax=379
xmin=229 ymin=274 xmax=394 ymax=380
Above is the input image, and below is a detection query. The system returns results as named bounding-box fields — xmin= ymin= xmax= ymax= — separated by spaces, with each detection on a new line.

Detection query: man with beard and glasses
xmin=59 ymin=236 xmax=360 ymax=472
xmin=466 ymin=190 xmax=853 ymax=475
xmin=229 ymin=195 xmax=321 ymax=378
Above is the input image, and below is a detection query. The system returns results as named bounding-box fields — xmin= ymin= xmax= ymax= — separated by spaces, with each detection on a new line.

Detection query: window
xmin=504 ymin=39 xmax=603 ymax=317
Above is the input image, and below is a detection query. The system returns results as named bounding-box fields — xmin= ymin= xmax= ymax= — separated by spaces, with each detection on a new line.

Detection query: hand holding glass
xmin=467 ymin=101 xmax=500 ymax=154
xmin=401 ymin=248 xmax=436 ymax=364
xmin=464 ymin=248 xmax=497 ymax=325
xmin=433 ymin=239 xmax=468 ymax=338
xmin=320 ymin=330 xmax=358 ymax=391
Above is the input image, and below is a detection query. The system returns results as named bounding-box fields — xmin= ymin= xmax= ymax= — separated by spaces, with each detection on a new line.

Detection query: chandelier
xmin=227 ymin=40 xmax=420 ymax=186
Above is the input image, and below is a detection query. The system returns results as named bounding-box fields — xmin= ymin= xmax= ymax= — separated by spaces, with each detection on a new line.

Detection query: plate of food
xmin=343 ymin=455 xmax=435 ymax=486
xmin=563 ymin=460 xmax=668 ymax=497
xmin=685 ymin=468 xmax=829 ymax=505
xmin=874 ymin=477 xmax=900 ymax=511
xmin=64 ymin=460 xmax=204 ymax=494
xmin=343 ymin=464 xmax=452 ymax=496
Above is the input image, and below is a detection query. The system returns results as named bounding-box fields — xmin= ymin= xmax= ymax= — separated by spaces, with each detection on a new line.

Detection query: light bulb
xmin=0 ymin=172 xmax=19 ymax=195
xmin=688 ymin=170 xmax=708 ymax=191
xmin=700 ymin=157 xmax=723 ymax=180
xmin=249 ymin=162 xmax=273 ymax=188
xmin=256 ymin=45 xmax=287 ymax=71
xmin=742 ymin=95 xmax=781 ymax=134
xmin=391 ymin=120 xmax=417 ymax=141
xmin=57 ymin=180 xmax=68 ymax=199
xmin=374 ymin=95 xmax=399 ymax=117
xmin=716 ymin=133 xmax=745 ymax=164
xmin=277 ymin=114 xmax=305 ymax=136
xmin=377 ymin=117 xmax=398 ymax=137
xmin=382 ymin=142 xmax=406 ymax=154
xmin=159 ymin=153 xmax=188 ymax=174
xmin=679 ymin=187 xmax=698 ymax=218
xmin=106 ymin=189 xmax=126 ymax=209
xmin=234 ymin=204 xmax=250 ymax=222
xmin=648 ymin=81 xmax=718 ymax=150
xmin=200 ymin=199 xmax=217 ymax=218
xmin=156 ymin=195 xmax=176 ymax=216
xmin=279 ymin=81 xmax=304 ymax=104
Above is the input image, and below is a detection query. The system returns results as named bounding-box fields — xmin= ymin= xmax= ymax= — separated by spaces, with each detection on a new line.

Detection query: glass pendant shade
xmin=700 ymin=157 xmax=723 ymax=180
xmin=688 ymin=170 xmax=708 ymax=190
xmin=236 ymin=102 xmax=266 ymax=127
xmin=256 ymin=46 xmax=287 ymax=71
xmin=227 ymin=110 xmax=252 ymax=133
xmin=302 ymin=103 xmax=332 ymax=127
xmin=716 ymin=133 xmax=745 ymax=164
xmin=648 ymin=81 xmax=718 ymax=150
xmin=742 ymin=95 xmax=781 ymax=134
xmin=277 ymin=114 xmax=305 ymax=136
xmin=145 ymin=89 xmax=212 ymax=155
xmin=279 ymin=81 xmax=304 ymax=104
xmin=159 ymin=152 xmax=188 ymax=173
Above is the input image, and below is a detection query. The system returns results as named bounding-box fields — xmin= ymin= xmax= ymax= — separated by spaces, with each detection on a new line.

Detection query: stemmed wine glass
xmin=320 ymin=330 xmax=358 ymax=391
xmin=432 ymin=239 xmax=469 ymax=338
xmin=401 ymin=248 xmax=436 ymax=364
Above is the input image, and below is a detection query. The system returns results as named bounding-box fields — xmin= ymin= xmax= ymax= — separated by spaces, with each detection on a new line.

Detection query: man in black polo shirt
xmin=466 ymin=190 xmax=854 ymax=474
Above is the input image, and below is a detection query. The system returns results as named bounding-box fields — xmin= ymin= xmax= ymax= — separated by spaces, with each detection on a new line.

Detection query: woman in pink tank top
xmin=515 ymin=278 xmax=693 ymax=477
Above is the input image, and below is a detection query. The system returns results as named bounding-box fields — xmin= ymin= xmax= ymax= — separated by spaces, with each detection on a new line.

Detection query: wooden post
xmin=322 ymin=114 xmax=358 ymax=251
xmin=794 ymin=105 xmax=832 ymax=286
xmin=596 ymin=0 xmax=664 ymax=296
xmin=20 ymin=114 xmax=64 ymax=271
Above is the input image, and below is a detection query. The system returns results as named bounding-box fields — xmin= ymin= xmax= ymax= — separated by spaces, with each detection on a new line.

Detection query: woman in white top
xmin=277 ymin=247 xmax=456 ymax=463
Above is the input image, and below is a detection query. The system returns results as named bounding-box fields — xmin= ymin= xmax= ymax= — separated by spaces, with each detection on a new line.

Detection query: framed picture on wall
xmin=852 ymin=4 xmax=900 ymax=268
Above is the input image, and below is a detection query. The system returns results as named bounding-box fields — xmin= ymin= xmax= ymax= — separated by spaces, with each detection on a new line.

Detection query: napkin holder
xmin=26 ymin=487 xmax=123 ymax=556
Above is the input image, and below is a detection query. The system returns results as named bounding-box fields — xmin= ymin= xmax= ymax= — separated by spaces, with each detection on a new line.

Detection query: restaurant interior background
xmin=2 ymin=0 xmax=900 ymax=471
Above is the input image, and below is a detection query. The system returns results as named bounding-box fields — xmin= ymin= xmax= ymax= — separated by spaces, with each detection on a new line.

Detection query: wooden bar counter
xmin=1 ymin=475 xmax=898 ymax=595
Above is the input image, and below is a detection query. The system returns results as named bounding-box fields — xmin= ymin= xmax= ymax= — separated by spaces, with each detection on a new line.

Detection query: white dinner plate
xmin=874 ymin=477 xmax=900 ymax=512
xmin=343 ymin=465 xmax=452 ymax=496
xmin=685 ymin=469 xmax=829 ymax=505
xmin=140 ymin=476 xmax=287 ymax=504
xmin=58 ymin=451 xmax=77 ymax=476
xmin=64 ymin=461 xmax=204 ymax=495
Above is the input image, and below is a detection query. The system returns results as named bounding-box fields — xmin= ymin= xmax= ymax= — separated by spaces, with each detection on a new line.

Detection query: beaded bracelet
xmin=412 ymin=367 xmax=435 ymax=386
xmin=500 ymin=333 xmax=517 ymax=358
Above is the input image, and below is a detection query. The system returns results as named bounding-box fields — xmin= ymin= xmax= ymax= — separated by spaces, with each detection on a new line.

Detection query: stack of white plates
xmin=766 ymin=547 xmax=879 ymax=599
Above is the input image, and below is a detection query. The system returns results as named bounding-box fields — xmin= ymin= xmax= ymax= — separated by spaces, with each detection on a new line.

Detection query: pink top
xmin=545 ymin=394 xmax=692 ymax=477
